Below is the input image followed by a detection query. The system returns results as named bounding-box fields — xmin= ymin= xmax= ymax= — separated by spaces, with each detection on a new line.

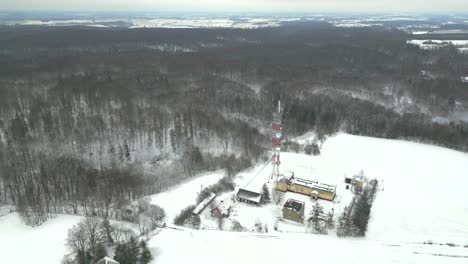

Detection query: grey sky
xmin=2 ymin=0 xmax=468 ymax=13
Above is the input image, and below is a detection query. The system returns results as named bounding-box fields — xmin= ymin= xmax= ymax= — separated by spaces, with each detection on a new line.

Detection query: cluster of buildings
xmin=276 ymin=171 xmax=336 ymax=201
xmin=276 ymin=171 xmax=336 ymax=224
xmin=233 ymin=100 xmax=339 ymax=224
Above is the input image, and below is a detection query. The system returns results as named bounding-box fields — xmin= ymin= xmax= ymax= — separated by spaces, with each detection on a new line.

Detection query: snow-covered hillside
xmin=318 ymin=134 xmax=468 ymax=244
xmin=0 ymin=214 xmax=83 ymax=264
xmin=148 ymin=133 xmax=468 ymax=263
xmin=1 ymin=133 xmax=467 ymax=264
xmin=149 ymin=228 xmax=467 ymax=264
xmin=148 ymin=170 xmax=226 ymax=222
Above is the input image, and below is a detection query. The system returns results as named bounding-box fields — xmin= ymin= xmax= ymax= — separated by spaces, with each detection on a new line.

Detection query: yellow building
xmin=276 ymin=173 xmax=336 ymax=201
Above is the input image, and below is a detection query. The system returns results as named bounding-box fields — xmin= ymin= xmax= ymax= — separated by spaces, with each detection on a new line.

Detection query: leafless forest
xmin=1 ymin=21 xmax=467 ymax=225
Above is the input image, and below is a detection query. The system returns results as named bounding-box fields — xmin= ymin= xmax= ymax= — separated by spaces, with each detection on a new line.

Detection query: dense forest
xmin=0 ymin=21 xmax=467 ymax=225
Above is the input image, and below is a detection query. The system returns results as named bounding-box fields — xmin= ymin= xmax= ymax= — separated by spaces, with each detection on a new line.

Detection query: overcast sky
xmin=2 ymin=0 xmax=468 ymax=13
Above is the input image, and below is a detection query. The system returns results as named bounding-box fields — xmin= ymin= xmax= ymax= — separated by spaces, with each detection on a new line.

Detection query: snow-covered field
xmin=407 ymin=39 xmax=468 ymax=50
xmin=3 ymin=17 xmax=290 ymax=29
xmin=320 ymin=134 xmax=468 ymax=245
xmin=1 ymin=133 xmax=468 ymax=263
xmin=148 ymin=170 xmax=226 ymax=222
xmin=0 ymin=214 xmax=83 ymax=264
xmin=149 ymin=133 xmax=468 ymax=263
xmin=149 ymin=228 xmax=467 ymax=264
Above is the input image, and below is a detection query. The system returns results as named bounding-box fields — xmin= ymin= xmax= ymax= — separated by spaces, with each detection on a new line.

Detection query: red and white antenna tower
xmin=271 ymin=100 xmax=282 ymax=181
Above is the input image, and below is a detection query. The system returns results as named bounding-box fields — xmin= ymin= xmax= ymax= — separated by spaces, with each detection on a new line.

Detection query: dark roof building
xmin=282 ymin=198 xmax=305 ymax=224
xmin=236 ymin=188 xmax=262 ymax=204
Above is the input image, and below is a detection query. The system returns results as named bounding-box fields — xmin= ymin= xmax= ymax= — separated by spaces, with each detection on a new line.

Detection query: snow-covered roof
xmin=291 ymin=177 xmax=336 ymax=193
xmin=278 ymin=176 xmax=290 ymax=184
xmin=212 ymin=200 xmax=232 ymax=215
xmin=96 ymin=256 xmax=119 ymax=264
xmin=192 ymin=192 xmax=216 ymax=215
xmin=283 ymin=199 xmax=304 ymax=213
xmin=281 ymin=171 xmax=294 ymax=178
xmin=236 ymin=188 xmax=262 ymax=203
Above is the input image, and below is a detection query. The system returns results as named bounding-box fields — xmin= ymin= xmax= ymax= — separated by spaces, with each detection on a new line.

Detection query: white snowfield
xmin=149 ymin=228 xmax=467 ymax=264
xmin=148 ymin=170 xmax=226 ymax=222
xmin=407 ymin=39 xmax=468 ymax=50
xmin=0 ymin=213 xmax=83 ymax=264
xmin=1 ymin=133 xmax=468 ymax=263
xmin=320 ymin=134 xmax=468 ymax=245
xmin=5 ymin=18 xmax=288 ymax=29
xmin=149 ymin=133 xmax=468 ymax=263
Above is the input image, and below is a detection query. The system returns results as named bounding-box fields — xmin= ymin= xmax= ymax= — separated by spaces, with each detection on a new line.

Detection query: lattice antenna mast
xmin=271 ymin=100 xmax=282 ymax=181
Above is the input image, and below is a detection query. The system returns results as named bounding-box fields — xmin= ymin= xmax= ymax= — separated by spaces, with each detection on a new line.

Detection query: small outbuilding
xmin=96 ymin=256 xmax=119 ymax=264
xmin=211 ymin=200 xmax=232 ymax=218
xmin=236 ymin=188 xmax=262 ymax=205
xmin=282 ymin=198 xmax=305 ymax=224
xmin=192 ymin=192 xmax=217 ymax=215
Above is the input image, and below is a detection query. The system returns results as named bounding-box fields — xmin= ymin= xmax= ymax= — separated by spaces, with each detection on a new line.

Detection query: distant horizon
xmin=2 ymin=0 xmax=468 ymax=14
xmin=0 ymin=10 xmax=467 ymax=16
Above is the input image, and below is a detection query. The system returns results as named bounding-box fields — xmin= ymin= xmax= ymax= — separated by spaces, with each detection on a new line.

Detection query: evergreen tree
xmin=352 ymin=191 xmax=371 ymax=236
xmin=114 ymin=239 xmax=139 ymax=264
xmin=336 ymin=206 xmax=353 ymax=237
xmin=114 ymin=243 xmax=127 ymax=264
xmin=94 ymin=243 xmax=107 ymax=262
xmin=261 ymin=183 xmax=271 ymax=204
xmin=8 ymin=113 xmax=28 ymax=142
xmin=76 ymin=249 xmax=93 ymax=264
xmin=139 ymin=240 xmax=153 ymax=264
xmin=124 ymin=141 xmax=131 ymax=161
xmin=126 ymin=237 xmax=140 ymax=264
xmin=308 ymin=202 xmax=325 ymax=234
xmin=101 ymin=218 xmax=114 ymax=245
xmin=325 ymin=209 xmax=335 ymax=230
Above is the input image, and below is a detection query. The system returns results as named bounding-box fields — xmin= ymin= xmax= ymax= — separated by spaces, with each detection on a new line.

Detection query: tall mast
xmin=271 ymin=100 xmax=282 ymax=181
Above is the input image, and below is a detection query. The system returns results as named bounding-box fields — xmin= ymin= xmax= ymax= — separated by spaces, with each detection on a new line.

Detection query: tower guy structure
xmin=271 ymin=100 xmax=282 ymax=181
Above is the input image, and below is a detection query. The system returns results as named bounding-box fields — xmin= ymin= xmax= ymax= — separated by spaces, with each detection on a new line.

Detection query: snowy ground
xmin=1 ymin=133 xmax=468 ymax=264
xmin=407 ymin=39 xmax=468 ymax=51
xmin=148 ymin=133 xmax=468 ymax=263
xmin=3 ymin=18 xmax=287 ymax=29
xmin=149 ymin=228 xmax=468 ymax=264
xmin=0 ymin=213 xmax=83 ymax=264
xmin=148 ymin=170 xmax=226 ymax=222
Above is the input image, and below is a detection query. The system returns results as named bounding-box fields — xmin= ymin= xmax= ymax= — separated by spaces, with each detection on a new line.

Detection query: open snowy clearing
xmin=0 ymin=213 xmax=83 ymax=264
xmin=148 ymin=170 xmax=226 ymax=222
xmin=149 ymin=133 xmax=468 ymax=263
xmin=149 ymin=228 xmax=468 ymax=264
xmin=407 ymin=39 xmax=468 ymax=50
xmin=3 ymin=18 xmax=290 ymax=29
xmin=1 ymin=133 xmax=468 ymax=263
xmin=197 ymin=133 xmax=468 ymax=244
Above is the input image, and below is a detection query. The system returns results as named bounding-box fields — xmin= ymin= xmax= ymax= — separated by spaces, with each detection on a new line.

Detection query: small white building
xmin=211 ymin=200 xmax=232 ymax=218
xmin=192 ymin=192 xmax=217 ymax=215
xmin=96 ymin=256 xmax=119 ymax=264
